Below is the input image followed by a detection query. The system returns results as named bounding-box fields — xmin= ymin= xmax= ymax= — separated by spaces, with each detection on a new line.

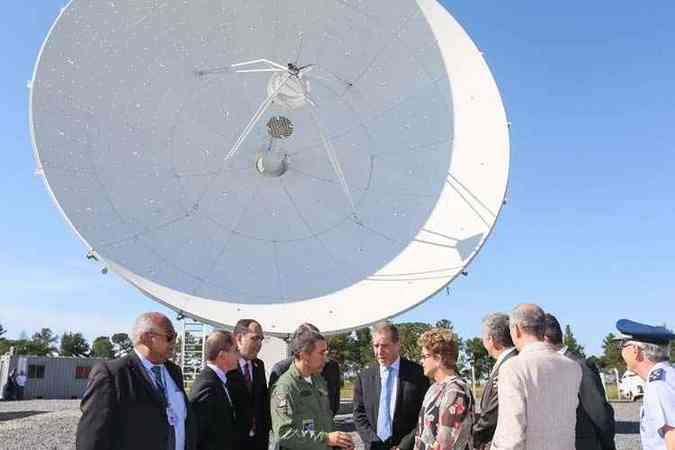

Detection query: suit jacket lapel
xmin=373 ymin=365 xmax=381 ymax=426
xmin=128 ymin=352 xmax=166 ymax=407
xmin=392 ymin=360 xmax=405 ymax=421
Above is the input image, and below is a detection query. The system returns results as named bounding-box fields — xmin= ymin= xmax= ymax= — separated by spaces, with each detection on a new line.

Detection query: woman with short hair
xmin=411 ymin=328 xmax=474 ymax=450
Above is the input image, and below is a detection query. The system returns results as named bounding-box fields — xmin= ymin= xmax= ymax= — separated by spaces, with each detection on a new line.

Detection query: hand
xmin=326 ymin=431 xmax=353 ymax=448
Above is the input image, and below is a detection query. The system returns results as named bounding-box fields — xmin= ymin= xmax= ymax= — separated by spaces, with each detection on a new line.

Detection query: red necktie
xmin=244 ymin=361 xmax=253 ymax=391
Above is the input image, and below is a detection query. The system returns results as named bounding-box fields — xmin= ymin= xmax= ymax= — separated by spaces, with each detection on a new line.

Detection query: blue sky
xmin=1 ymin=2 xmax=673 ymax=355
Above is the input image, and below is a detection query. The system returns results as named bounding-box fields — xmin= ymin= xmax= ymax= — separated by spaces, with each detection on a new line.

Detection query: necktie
xmin=244 ymin=361 xmax=253 ymax=391
xmin=151 ymin=366 xmax=168 ymax=404
xmin=151 ymin=365 xmax=176 ymax=450
xmin=377 ymin=366 xmax=394 ymax=442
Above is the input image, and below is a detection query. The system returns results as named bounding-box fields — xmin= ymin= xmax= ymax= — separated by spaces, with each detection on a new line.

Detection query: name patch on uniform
xmin=302 ymin=419 xmax=315 ymax=432
xmin=649 ymin=368 xmax=665 ymax=383
xmin=300 ymin=390 xmax=312 ymax=397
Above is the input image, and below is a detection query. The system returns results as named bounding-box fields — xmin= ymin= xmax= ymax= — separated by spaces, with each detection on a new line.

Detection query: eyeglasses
xmin=420 ymin=353 xmax=434 ymax=360
xmin=151 ymin=331 xmax=177 ymax=342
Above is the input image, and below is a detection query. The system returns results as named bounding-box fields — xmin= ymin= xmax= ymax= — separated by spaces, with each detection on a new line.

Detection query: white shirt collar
xmin=134 ymin=348 xmax=164 ymax=372
xmin=492 ymin=347 xmax=516 ymax=374
xmin=206 ymin=363 xmax=229 ymax=385
xmin=557 ymin=345 xmax=569 ymax=355
xmin=380 ymin=357 xmax=401 ymax=373
xmin=239 ymin=358 xmax=253 ymax=371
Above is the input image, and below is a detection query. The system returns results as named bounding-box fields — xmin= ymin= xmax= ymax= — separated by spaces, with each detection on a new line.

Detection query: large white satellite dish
xmin=30 ymin=0 xmax=509 ymax=335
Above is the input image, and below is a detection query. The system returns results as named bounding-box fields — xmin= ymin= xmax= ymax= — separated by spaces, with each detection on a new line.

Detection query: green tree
xmin=598 ymin=332 xmax=626 ymax=373
xmin=29 ymin=328 xmax=59 ymax=356
xmin=563 ymin=325 xmax=586 ymax=358
xmin=435 ymin=319 xmax=454 ymax=330
xmin=353 ymin=327 xmax=375 ymax=372
xmin=0 ymin=323 xmax=6 ymax=338
xmin=91 ymin=336 xmax=115 ymax=358
xmin=397 ymin=322 xmax=432 ymax=362
xmin=463 ymin=337 xmax=493 ymax=381
xmin=60 ymin=332 xmax=90 ymax=357
xmin=111 ymin=333 xmax=133 ymax=357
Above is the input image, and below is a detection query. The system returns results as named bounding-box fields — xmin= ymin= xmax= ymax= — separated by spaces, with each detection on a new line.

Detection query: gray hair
xmin=637 ymin=342 xmax=669 ymax=363
xmin=482 ymin=313 xmax=514 ymax=348
xmin=372 ymin=321 xmax=400 ymax=343
xmin=131 ymin=312 xmax=169 ymax=345
xmin=509 ymin=304 xmax=546 ymax=339
xmin=290 ymin=328 xmax=325 ymax=358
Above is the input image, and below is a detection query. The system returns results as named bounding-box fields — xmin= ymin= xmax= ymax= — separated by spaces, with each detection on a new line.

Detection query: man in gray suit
xmin=473 ymin=313 xmax=518 ymax=450
xmin=544 ymin=313 xmax=616 ymax=450
xmin=490 ymin=304 xmax=582 ymax=450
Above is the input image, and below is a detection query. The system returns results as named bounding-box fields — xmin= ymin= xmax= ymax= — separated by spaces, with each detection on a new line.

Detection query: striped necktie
xmin=151 ymin=366 xmax=167 ymax=404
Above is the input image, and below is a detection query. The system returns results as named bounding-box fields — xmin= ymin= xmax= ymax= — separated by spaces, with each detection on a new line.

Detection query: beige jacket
xmin=490 ymin=341 xmax=582 ymax=450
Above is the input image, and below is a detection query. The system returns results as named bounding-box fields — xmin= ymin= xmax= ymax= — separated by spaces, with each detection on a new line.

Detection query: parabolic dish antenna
xmin=30 ymin=0 xmax=509 ymax=335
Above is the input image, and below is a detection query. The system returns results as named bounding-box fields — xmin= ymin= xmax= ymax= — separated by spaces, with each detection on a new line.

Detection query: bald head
xmin=510 ymin=304 xmax=546 ymax=340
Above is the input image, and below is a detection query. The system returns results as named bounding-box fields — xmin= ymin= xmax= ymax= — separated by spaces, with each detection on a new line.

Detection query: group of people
xmin=1 ymin=368 xmax=26 ymax=400
xmin=73 ymin=304 xmax=675 ymax=450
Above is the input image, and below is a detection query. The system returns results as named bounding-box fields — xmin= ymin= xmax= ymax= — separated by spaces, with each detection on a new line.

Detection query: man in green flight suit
xmin=271 ymin=327 xmax=354 ymax=450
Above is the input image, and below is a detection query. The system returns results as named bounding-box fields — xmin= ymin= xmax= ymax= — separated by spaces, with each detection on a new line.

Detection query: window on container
xmin=28 ymin=365 xmax=45 ymax=379
xmin=75 ymin=366 xmax=92 ymax=380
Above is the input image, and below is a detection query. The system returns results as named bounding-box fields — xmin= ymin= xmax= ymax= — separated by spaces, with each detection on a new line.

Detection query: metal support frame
xmin=179 ymin=318 xmax=206 ymax=387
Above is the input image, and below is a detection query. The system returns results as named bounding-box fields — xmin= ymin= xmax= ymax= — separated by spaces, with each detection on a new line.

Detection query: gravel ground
xmin=0 ymin=399 xmax=643 ymax=450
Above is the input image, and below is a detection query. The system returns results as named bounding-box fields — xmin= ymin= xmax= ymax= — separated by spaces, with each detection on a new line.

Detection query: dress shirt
xmin=380 ymin=358 xmax=400 ymax=420
xmin=134 ymin=349 xmax=187 ymax=450
xmin=491 ymin=347 xmax=516 ymax=376
xmin=15 ymin=375 xmax=27 ymax=387
xmin=206 ymin=363 xmax=233 ymax=404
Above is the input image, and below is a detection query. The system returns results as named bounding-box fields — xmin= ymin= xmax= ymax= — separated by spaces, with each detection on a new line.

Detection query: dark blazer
xmin=564 ymin=350 xmax=616 ymax=450
xmin=228 ymin=358 xmax=271 ymax=450
xmin=353 ymin=358 xmax=429 ymax=450
xmin=269 ymin=357 xmax=342 ymax=416
xmin=472 ymin=348 xmax=518 ymax=449
xmin=189 ymin=366 xmax=246 ymax=450
xmin=75 ymin=352 xmax=197 ymax=450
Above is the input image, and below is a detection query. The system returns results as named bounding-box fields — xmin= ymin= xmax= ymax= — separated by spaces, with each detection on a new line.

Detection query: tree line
xmin=0 ymin=324 xmax=133 ymax=359
xmin=1 ymin=321 xmax=672 ymax=378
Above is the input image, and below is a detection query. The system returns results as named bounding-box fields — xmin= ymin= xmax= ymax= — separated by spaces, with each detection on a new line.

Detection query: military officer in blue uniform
xmin=616 ymin=319 xmax=675 ymax=450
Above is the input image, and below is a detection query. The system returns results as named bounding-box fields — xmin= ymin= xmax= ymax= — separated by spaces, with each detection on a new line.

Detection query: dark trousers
xmin=371 ymin=440 xmax=395 ymax=450
xmin=16 ymin=386 xmax=24 ymax=400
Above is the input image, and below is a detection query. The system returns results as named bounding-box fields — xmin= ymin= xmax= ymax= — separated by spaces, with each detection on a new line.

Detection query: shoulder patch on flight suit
xmin=273 ymin=393 xmax=289 ymax=414
xmin=649 ymin=368 xmax=665 ymax=383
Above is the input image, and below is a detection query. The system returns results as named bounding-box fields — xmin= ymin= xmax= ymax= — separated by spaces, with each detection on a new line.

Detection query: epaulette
xmin=649 ymin=368 xmax=665 ymax=383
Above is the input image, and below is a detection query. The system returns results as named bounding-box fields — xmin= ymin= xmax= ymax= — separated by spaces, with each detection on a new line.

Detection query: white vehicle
xmin=619 ymin=370 xmax=645 ymax=401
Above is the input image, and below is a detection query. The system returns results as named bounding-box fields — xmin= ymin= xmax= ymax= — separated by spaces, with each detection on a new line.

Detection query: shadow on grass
xmin=615 ymin=421 xmax=640 ymax=434
xmin=0 ymin=410 xmax=48 ymax=422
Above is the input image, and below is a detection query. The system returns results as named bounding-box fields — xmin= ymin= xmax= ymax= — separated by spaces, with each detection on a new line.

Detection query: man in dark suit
xmin=269 ymin=323 xmax=342 ymax=417
xmin=472 ymin=313 xmax=518 ymax=450
xmin=76 ymin=312 xmax=196 ymax=450
xmin=189 ymin=330 xmax=246 ymax=450
xmin=229 ymin=319 xmax=271 ymax=450
xmin=353 ymin=322 xmax=429 ymax=450
xmin=544 ymin=313 xmax=616 ymax=450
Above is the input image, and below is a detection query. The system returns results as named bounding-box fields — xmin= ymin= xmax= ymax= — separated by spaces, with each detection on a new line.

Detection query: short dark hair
xmin=482 ymin=313 xmax=514 ymax=348
xmin=205 ymin=330 xmax=235 ymax=361
xmin=543 ymin=314 xmax=564 ymax=345
xmin=372 ymin=322 xmax=399 ymax=343
xmin=291 ymin=328 xmax=325 ymax=358
xmin=233 ymin=319 xmax=260 ymax=337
